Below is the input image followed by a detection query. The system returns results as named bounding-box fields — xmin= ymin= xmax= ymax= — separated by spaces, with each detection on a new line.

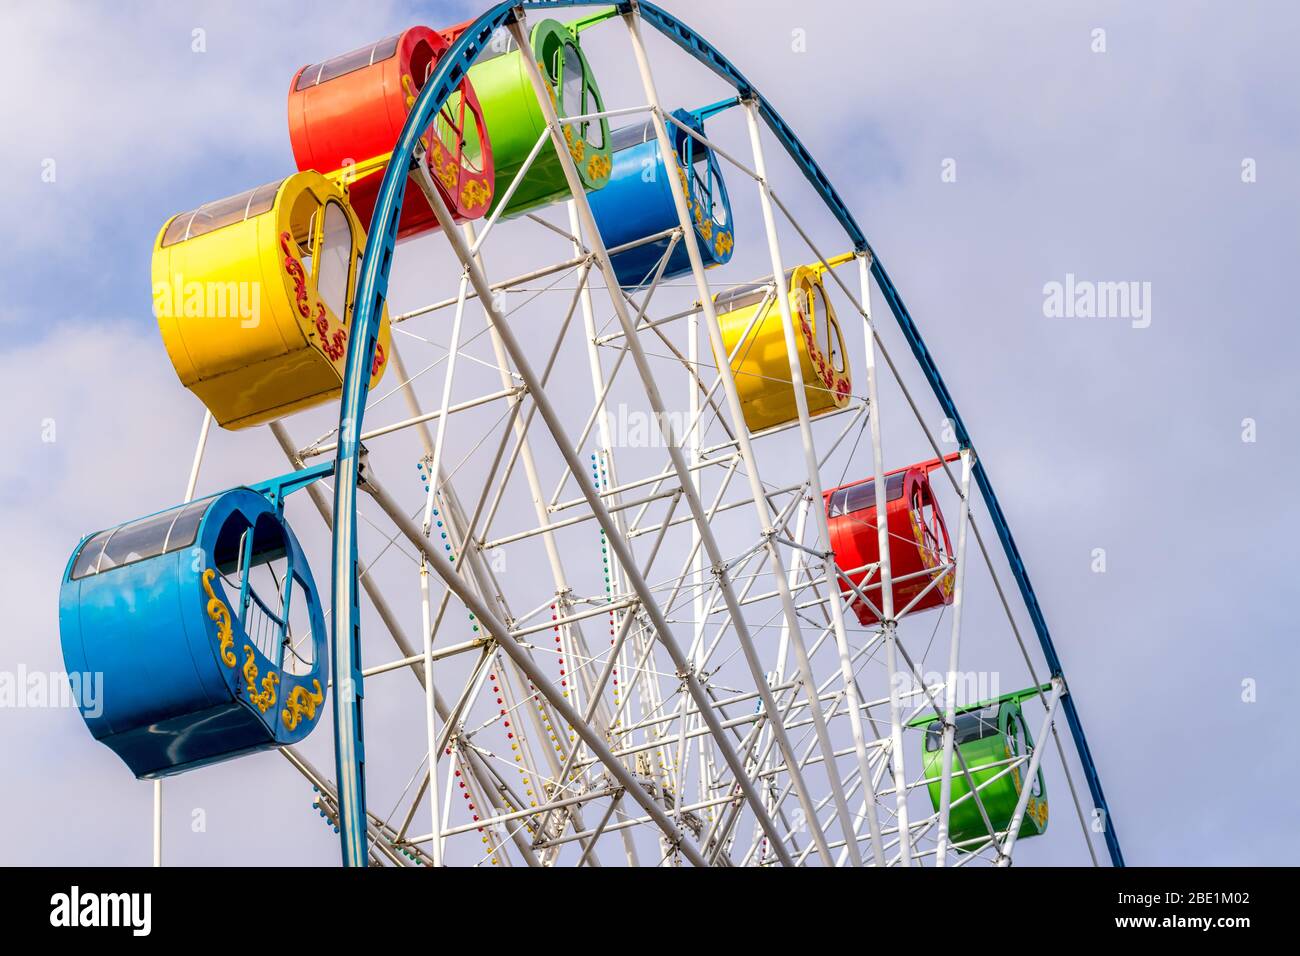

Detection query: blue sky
xmin=2 ymin=0 xmax=1297 ymax=866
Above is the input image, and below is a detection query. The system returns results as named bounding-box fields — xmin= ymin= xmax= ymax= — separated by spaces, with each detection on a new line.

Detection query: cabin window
xmin=924 ymin=709 xmax=999 ymax=751
xmin=317 ymin=47 xmax=373 ymax=85
xmin=245 ymin=181 xmax=281 ymax=219
xmin=477 ymin=29 xmax=517 ymax=63
xmin=70 ymin=498 xmax=214 ymax=580
xmin=296 ymin=35 xmax=400 ymax=91
xmin=827 ymin=472 xmax=905 ymax=517
xmin=70 ymin=530 xmax=113 ymax=580
xmin=677 ymin=127 xmax=714 ymax=214
xmin=163 ymin=499 xmax=211 ymax=552
xmin=240 ymin=519 xmax=289 ymax=666
xmin=609 ymin=120 xmax=653 ymax=153
xmin=911 ymin=480 xmax=947 ymax=564
xmin=161 ymin=212 xmax=194 ymax=248
xmin=807 ymin=282 xmax=845 ymax=373
xmin=714 ymin=278 xmax=776 ymax=316
xmin=459 ymin=105 xmax=485 ymax=173
xmin=828 ymin=312 xmax=846 ymax=373
xmin=434 ymin=96 xmax=460 ymax=162
xmin=810 ymin=283 xmax=833 ymax=358
xmin=286 ymin=188 xmax=318 ymax=265
xmin=711 ymin=165 xmax=729 ymax=229
xmin=213 ymin=513 xmax=297 ymax=667
xmin=954 ymin=708 xmax=999 ymax=746
xmin=97 ymin=510 xmax=179 ymax=573
xmin=161 ymin=180 xmax=281 ymax=248
xmin=408 ymin=38 xmax=435 ymax=92
xmin=183 ymin=192 xmax=252 ymax=243
xmin=315 ymin=201 xmax=353 ymax=322
xmin=435 ymin=90 xmax=486 ymax=175
xmin=547 ymin=40 xmax=602 ymax=151
xmin=583 ymin=89 xmax=604 ymax=149
xmin=682 ymin=144 xmax=717 ymax=225
xmin=281 ymin=572 xmax=317 ymax=675
xmin=561 ymin=44 xmax=584 ymax=116
xmin=371 ymin=36 xmax=401 ymax=65
xmin=1006 ymin=710 xmax=1042 ymax=795
xmin=541 ymin=29 xmax=564 ymax=86
xmin=677 ymin=132 xmax=693 ymax=170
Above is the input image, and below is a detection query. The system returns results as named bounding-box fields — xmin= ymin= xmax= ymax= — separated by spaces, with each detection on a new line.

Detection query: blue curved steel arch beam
xmin=329 ymin=0 xmax=1123 ymax=867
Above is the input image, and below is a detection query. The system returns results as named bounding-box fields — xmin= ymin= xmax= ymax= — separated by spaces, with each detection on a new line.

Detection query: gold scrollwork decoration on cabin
xmin=563 ymin=123 xmax=586 ymax=164
xmin=241 ymin=644 xmax=279 ymax=713
xmin=1027 ymin=795 xmax=1049 ymax=829
xmin=586 ymin=152 xmax=610 ymax=182
xmin=282 ymin=680 xmax=326 ymax=731
xmin=910 ymin=508 xmax=955 ymax=598
xmin=460 ymin=177 xmax=492 ymax=210
xmin=435 ymin=145 xmax=461 ymax=192
xmin=201 ymin=568 xmax=236 ymax=667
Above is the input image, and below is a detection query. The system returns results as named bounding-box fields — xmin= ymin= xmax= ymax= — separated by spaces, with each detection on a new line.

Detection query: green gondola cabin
xmin=913 ymin=686 xmax=1050 ymax=852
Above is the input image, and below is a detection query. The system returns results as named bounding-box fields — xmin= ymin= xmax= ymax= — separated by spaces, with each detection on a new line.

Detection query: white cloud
xmin=3 ymin=0 xmax=1298 ymax=866
xmin=0 ymin=0 xmax=412 ymax=248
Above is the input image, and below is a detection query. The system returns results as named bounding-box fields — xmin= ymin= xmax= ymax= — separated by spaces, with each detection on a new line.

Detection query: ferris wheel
xmin=57 ymin=0 xmax=1123 ymax=867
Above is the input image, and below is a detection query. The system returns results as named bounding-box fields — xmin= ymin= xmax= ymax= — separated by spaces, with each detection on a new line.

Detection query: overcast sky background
xmin=1 ymin=0 xmax=1297 ymax=866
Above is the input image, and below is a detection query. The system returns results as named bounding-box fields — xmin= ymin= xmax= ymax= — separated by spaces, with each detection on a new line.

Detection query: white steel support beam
xmin=495 ymin=10 xmax=821 ymax=865
xmin=742 ymin=99 xmax=884 ymax=867
xmin=614 ymin=9 xmax=851 ymax=866
xmin=362 ymin=468 xmax=709 ymax=865
xmin=935 ymin=447 xmax=975 ymax=865
xmin=856 ymin=252 xmax=913 ymax=865
xmin=269 ymin=421 xmax=543 ymax=867
xmin=464 ymin=220 xmax=615 ymax=734
xmin=996 ymin=678 xmax=1065 ymax=865
xmin=419 ymin=558 xmax=443 ymax=866
xmin=379 ymin=347 xmax=600 ymax=861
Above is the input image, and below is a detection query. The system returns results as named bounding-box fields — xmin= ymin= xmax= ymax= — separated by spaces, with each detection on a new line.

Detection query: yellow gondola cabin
xmin=152 ymin=171 xmax=390 ymax=430
xmin=713 ymin=256 xmax=852 ymax=434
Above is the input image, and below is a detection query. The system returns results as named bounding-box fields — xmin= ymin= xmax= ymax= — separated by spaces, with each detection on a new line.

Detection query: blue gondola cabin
xmin=590 ymin=107 xmax=735 ymax=288
xmin=58 ymin=489 xmax=329 ymax=778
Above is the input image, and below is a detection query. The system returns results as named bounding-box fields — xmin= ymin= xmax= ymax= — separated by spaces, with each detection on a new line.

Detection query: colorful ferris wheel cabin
xmin=713 ymin=258 xmax=852 ymax=433
xmin=58 ymin=488 xmax=329 ymax=778
xmin=441 ymin=17 xmax=612 ymax=218
xmin=824 ymin=457 xmax=955 ymax=627
xmin=912 ymin=687 xmax=1050 ymax=851
xmin=288 ymin=27 xmax=495 ymax=239
xmin=589 ymin=106 xmax=735 ymax=288
xmin=152 ymin=170 xmax=391 ymax=430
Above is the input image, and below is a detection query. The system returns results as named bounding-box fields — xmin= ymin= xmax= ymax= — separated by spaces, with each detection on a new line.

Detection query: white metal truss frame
xmin=140 ymin=2 xmax=1104 ymax=869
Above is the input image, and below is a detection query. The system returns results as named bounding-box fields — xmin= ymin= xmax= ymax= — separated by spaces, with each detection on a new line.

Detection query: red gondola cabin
xmin=825 ymin=458 xmax=956 ymax=626
xmin=287 ymin=27 xmax=494 ymax=241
